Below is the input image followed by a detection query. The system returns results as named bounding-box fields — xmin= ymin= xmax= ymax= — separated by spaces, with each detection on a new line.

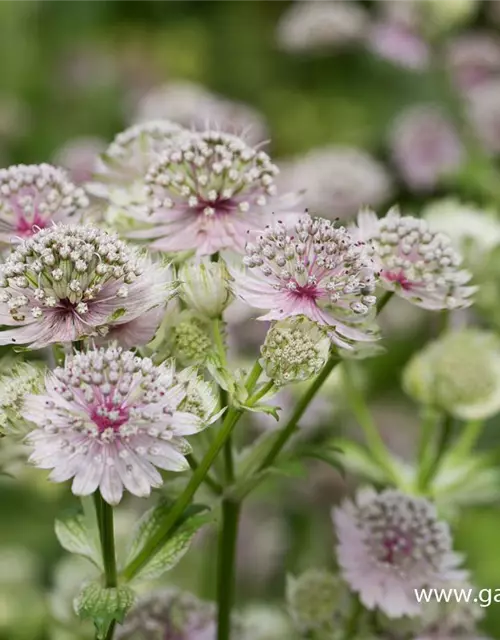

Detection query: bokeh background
xmin=3 ymin=1 xmax=500 ymax=638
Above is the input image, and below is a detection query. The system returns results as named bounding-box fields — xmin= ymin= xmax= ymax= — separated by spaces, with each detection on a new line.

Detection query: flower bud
xmin=170 ymin=312 xmax=213 ymax=367
xmin=403 ymin=329 xmax=500 ymax=420
xmin=178 ymin=258 xmax=233 ymax=318
xmin=0 ymin=360 xmax=45 ymax=436
xmin=261 ymin=317 xmax=330 ymax=386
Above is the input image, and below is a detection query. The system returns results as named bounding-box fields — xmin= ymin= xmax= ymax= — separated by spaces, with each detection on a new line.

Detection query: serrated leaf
xmin=55 ymin=512 xmax=102 ymax=568
xmin=75 ymin=582 xmax=135 ymax=639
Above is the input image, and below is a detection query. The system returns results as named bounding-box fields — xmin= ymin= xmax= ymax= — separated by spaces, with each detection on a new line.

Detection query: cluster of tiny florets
xmin=106 ymin=120 xmax=184 ymax=163
xmin=0 ymin=164 xmax=88 ymax=244
xmin=171 ymin=316 xmax=213 ymax=367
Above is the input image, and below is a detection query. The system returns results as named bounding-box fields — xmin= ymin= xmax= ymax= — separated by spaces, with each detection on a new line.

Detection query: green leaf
xmin=241 ymin=403 xmax=280 ymax=421
xmin=125 ymin=500 xmax=213 ymax=582
xmin=55 ymin=511 xmax=102 ymax=569
xmin=333 ymin=438 xmax=387 ymax=483
xmin=74 ymin=582 xmax=135 ymax=639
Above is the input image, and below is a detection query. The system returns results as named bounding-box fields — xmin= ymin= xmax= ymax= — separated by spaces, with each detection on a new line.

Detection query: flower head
xmin=333 ymin=488 xmax=465 ymax=618
xmin=467 ymin=79 xmax=500 ymax=154
xmin=233 ymin=214 xmax=378 ymax=350
xmin=178 ymin=257 xmax=233 ymax=318
xmin=0 ymin=164 xmax=89 ymax=247
xmin=261 ymin=317 xmax=330 ymax=386
xmin=0 ymin=224 xmax=174 ymax=349
xmin=403 ymin=329 xmax=500 ymax=420
xmin=24 ymin=346 xmax=218 ymax=504
xmin=130 ymin=130 xmax=294 ymax=255
xmin=446 ymin=32 xmax=500 ymax=91
xmin=354 ymin=208 xmax=475 ymax=310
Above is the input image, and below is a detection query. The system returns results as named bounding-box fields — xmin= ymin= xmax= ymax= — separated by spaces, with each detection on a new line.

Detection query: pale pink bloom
xmin=232 ymin=214 xmax=378 ymax=350
xmin=389 ymin=105 xmax=464 ymax=191
xmin=53 ymin=137 xmax=106 ymax=184
xmin=354 ymin=208 xmax=475 ymax=310
xmin=467 ymin=79 xmax=500 ymax=154
xmin=0 ymin=224 xmax=174 ymax=349
xmin=368 ymin=21 xmax=429 ymax=70
xmin=333 ymin=488 xmax=466 ymax=618
xmin=446 ymin=32 xmax=500 ymax=92
xmin=0 ymin=164 xmax=89 ymax=247
xmin=24 ymin=347 xmax=219 ymax=505
xmin=129 ymin=130 xmax=298 ymax=256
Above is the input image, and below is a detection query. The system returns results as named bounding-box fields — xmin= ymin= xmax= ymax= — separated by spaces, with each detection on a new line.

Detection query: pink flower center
xmin=383 ymin=269 xmax=413 ymax=291
xmin=16 ymin=211 xmax=47 ymax=236
xmin=381 ymin=531 xmax=413 ymax=564
xmin=90 ymin=403 xmax=130 ymax=433
xmin=290 ymin=281 xmax=320 ymax=300
xmin=196 ymin=196 xmax=236 ymax=216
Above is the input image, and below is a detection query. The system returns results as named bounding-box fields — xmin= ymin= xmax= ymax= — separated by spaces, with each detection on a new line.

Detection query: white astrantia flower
xmin=176 ymin=368 xmax=219 ymax=422
xmin=24 ymin=346 xmax=221 ymax=505
xmin=261 ymin=317 xmax=330 ymax=386
xmin=333 ymin=488 xmax=466 ymax=618
xmin=178 ymin=257 xmax=233 ymax=318
xmin=403 ymin=329 xmax=500 ymax=421
xmin=353 ymin=207 xmax=475 ymax=310
xmin=0 ymin=360 xmax=45 ymax=436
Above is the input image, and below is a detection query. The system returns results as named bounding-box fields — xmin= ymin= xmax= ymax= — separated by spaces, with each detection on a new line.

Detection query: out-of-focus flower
xmin=0 ymin=224 xmax=174 ymax=349
xmin=24 ymin=346 xmax=218 ymax=504
xmin=0 ymin=360 xmax=45 ymax=436
xmin=134 ymin=81 xmax=267 ymax=146
xmin=467 ymin=79 xmax=500 ymax=154
xmin=0 ymin=164 xmax=89 ymax=247
xmin=354 ymin=208 xmax=475 ymax=310
xmin=333 ymin=488 xmax=465 ymax=618
xmin=178 ymin=257 xmax=233 ymax=318
xmin=233 ymin=214 xmax=378 ymax=350
xmin=53 ymin=137 xmax=106 ymax=185
xmin=130 ymin=130 xmax=296 ymax=256
xmin=277 ymin=147 xmax=392 ymax=220
xmin=240 ymin=605 xmax=295 ymax=640
xmin=446 ymin=32 xmax=500 ymax=92
xmin=389 ymin=106 xmax=464 ymax=191
xmin=261 ymin=316 xmax=330 ymax=386
xmin=286 ymin=569 xmax=349 ymax=636
xmin=276 ymin=0 xmax=368 ymax=54
xmin=403 ymin=329 xmax=500 ymax=420
xmin=423 ymin=198 xmax=500 ymax=266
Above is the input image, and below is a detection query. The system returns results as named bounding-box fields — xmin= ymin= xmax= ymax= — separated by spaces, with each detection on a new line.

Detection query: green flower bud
xmin=178 ymin=257 xmax=233 ymax=319
xmin=171 ymin=315 xmax=213 ymax=367
xmin=0 ymin=360 xmax=45 ymax=436
xmin=261 ymin=317 xmax=330 ymax=386
xmin=403 ymin=329 xmax=500 ymax=420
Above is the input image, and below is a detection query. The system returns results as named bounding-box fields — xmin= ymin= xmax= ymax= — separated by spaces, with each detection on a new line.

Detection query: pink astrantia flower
xmin=129 ymin=130 xmax=298 ymax=255
xmin=0 ymin=164 xmax=89 ymax=247
xmin=368 ymin=21 xmax=429 ymax=70
xmin=333 ymin=488 xmax=466 ymax=618
xmin=231 ymin=214 xmax=379 ymax=349
xmin=0 ymin=224 xmax=174 ymax=349
xmin=353 ymin=207 xmax=475 ymax=310
xmin=24 ymin=347 xmax=219 ymax=504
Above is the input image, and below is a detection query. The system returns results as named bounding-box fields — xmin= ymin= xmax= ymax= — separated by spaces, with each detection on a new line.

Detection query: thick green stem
xmin=94 ymin=493 xmax=117 ymax=589
xmin=216 ymin=499 xmax=241 ymax=640
xmin=187 ymin=454 xmax=223 ymax=495
xmin=245 ymin=360 xmax=263 ymax=392
xmin=450 ymin=419 xmax=483 ymax=460
xmin=416 ymin=408 xmax=440 ymax=492
xmin=418 ymin=414 xmax=454 ymax=492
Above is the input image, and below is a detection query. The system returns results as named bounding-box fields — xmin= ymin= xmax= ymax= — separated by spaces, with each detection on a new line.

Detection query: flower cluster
xmin=0 ymin=164 xmax=89 ymax=247
xmin=234 ymin=213 xmax=378 ymax=349
xmin=334 ymin=488 xmax=465 ymax=618
xmin=0 ymin=224 xmax=173 ymax=348
xmin=355 ymin=208 xmax=475 ymax=310
xmin=24 ymin=346 xmax=218 ymax=504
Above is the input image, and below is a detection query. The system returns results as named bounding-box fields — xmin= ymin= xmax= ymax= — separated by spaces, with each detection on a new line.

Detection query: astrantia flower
xmin=0 ymin=224 xmax=174 ymax=349
xmin=178 ymin=257 xmax=233 ymax=318
xmin=354 ymin=208 xmax=475 ymax=310
xmin=467 ymin=80 xmax=500 ymax=154
xmin=333 ymin=488 xmax=465 ymax=618
xmin=446 ymin=32 xmax=500 ymax=91
xmin=233 ymin=214 xmax=378 ymax=349
xmin=0 ymin=164 xmax=89 ymax=247
xmin=53 ymin=137 xmax=106 ymax=184
xmin=24 ymin=347 xmax=218 ymax=504
xmin=261 ymin=317 xmax=330 ymax=386
xmin=389 ymin=106 xmax=464 ymax=191
xmin=130 ymin=130 xmax=295 ymax=255
xmin=403 ymin=329 xmax=500 ymax=420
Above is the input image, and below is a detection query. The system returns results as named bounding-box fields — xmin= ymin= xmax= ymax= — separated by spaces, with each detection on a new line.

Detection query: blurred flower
xmin=178 ymin=257 xmax=233 ymax=318
xmin=333 ymin=487 xmax=465 ymax=618
xmin=354 ymin=207 xmax=475 ymax=310
xmin=286 ymin=569 xmax=349 ymax=637
xmin=261 ymin=316 xmax=330 ymax=386
xmin=130 ymin=130 xmax=296 ymax=255
xmin=24 ymin=346 xmax=218 ymax=504
xmin=276 ymin=0 xmax=368 ymax=54
xmin=240 ymin=605 xmax=295 ymax=640
xmin=445 ymin=32 xmax=500 ymax=92
xmin=0 ymin=224 xmax=174 ymax=349
xmin=53 ymin=137 xmax=106 ymax=184
xmin=422 ymin=198 xmax=500 ymax=267
xmin=0 ymin=360 xmax=45 ymax=436
xmin=134 ymin=80 xmax=267 ymax=146
xmin=0 ymin=164 xmax=89 ymax=247
xmin=467 ymin=79 xmax=500 ymax=154
xmin=233 ymin=213 xmax=378 ymax=350
xmin=277 ymin=147 xmax=392 ymax=220
xmin=389 ymin=105 xmax=464 ymax=191
xmin=403 ymin=329 xmax=500 ymax=420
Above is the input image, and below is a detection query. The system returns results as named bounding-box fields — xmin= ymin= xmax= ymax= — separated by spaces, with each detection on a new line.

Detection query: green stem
xmin=216 ymin=499 xmax=241 ymax=640
xmin=376 ymin=290 xmax=393 ymax=314
xmin=449 ymin=419 xmax=483 ymax=461
xmin=187 ymin=454 xmax=223 ymax=495
xmin=343 ymin=596 xmax=363 ymax=640
xmin=245 ymin=360 xmax=263 ymax=392
xmin=416 ymin=408 xmax=440 ymax=492
xmin=419 ymin=414 xmax=454 ymax=492
xmin=94 ymin=493 xmax=117 ymax=588
xmin=104 ymin=622 xmax=116 ymax=640
xmin=248 ymin=380 xmax=274 ymax=405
